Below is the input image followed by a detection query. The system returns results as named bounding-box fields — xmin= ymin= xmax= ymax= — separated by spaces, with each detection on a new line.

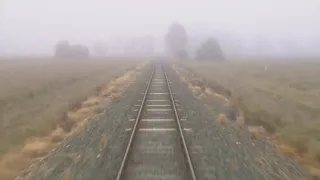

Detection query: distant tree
xmin=165 ymin=22 xmax=188 ymax=58
xmin=55 ymin=40 xmax=71 ymax=57
xmin=54 ymin=40 xmax=89 ymax=58
xmin=93 ymin=41 xmax=108 ymax=56
xmin=196 ymin=37 xmax=225 ymax=61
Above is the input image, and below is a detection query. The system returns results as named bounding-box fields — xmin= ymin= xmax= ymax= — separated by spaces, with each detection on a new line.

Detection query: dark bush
xmin=196 ymin=37 xmax=225 ymax=61
xmin=54 ymin=40 xmax=89 ymax=58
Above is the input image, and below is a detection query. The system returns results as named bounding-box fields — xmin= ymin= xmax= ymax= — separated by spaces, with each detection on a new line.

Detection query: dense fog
xmin=0 ymin=0 xmax=319 ymax=58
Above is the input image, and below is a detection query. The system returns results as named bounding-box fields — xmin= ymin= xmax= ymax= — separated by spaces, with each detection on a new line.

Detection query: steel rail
xmin=115 ymin=68 xmax=155 ymax=180
xmin=162 ymin=64 xmax=197 ymax=180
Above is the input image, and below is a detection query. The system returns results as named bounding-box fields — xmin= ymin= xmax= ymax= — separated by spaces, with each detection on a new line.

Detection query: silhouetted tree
xmin=196 ymin=37 xmax=225 ymax=61
xmin=55 ymin=40 xmax=71 ymax=57
xmin=54 ymin=41 xmax=89 ymax=58
xmin=165 ymin=22 xmax=188 ymax=58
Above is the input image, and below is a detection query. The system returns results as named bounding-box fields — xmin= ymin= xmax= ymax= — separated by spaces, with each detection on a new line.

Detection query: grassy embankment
xmin=180 ymin=59 xmax=320 ymax=175
xmin=0 ymin=57 xmax=145 ymax=179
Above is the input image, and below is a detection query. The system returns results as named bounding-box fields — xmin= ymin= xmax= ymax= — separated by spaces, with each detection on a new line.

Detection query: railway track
xmin=115 ymin=64 xmax=197 ymax=180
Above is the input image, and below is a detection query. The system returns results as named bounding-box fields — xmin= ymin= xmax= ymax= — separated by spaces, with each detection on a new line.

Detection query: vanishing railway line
xmin=115 ymin=64 xmax=197 ymax=180
xmin=16 ymin=62 xmax=309 ymax=180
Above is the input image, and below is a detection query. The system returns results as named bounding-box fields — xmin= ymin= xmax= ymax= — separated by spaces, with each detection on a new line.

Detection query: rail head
xmin=115 ymin=68 xmax=155 ymax=180
xmin=162 ymin=64 xmax=197 ymax=180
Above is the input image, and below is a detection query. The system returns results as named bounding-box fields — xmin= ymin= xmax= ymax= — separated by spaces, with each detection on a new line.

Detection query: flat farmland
xmin=180 ymin=60 xmax=320 ymax=172
xmin=0 ymin=57 xmax=143 ymax=155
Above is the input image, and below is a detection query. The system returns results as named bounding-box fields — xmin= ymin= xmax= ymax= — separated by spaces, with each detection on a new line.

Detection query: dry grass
xmin=236 ymin=116 xmax=245 ymax=130
xmin=64 ymin=168 xmax=73 ymax=180
xmin=0 ymin=57 xmax=145 ymax=180
xmin=216 ymin=113 xmax=230 ymax=125
xmin=248 ymin=126 xmax=266 ymax=140
xmin=180 ymin=59 xmax=320 ymax=173
xmin=100 ymin=134 xmax=108 ymax=149
xmin=308 ymin=166 xmax=320 ymax=180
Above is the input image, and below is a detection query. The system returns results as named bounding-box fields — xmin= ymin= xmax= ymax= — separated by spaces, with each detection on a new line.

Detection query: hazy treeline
xmin=55 ymin=40 xmax=90 ymax=58
xmin=53 ymin=22 xmax=226 ymax=61
xmin=196 ymin=38 xmax=225 ymax=61
xmin=54 ymin=37 xmax=155 ymax=58
xmin=165 ymin=22 xmax=225 ymax=61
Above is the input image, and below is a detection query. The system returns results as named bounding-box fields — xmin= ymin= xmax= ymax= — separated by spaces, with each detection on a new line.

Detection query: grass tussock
xmin=64 ymin=168 xmax=73 ymax=180
xmin=236 ymin=116 xmax=245 ymax=130
xmin=308 ymin=166 xmax=320 ymax=180
xmin=0 ymin=58 xmax=144 ymax=180
xmin=248 ymin=126 xmax=266 ymax=140
xmin=173 ymin=66 xmax=187 ymax=83
xmin=216 ymin=114 xmax=230 ymax=125
xmin=179 ymin=59 xmax=320 ymax=174
xmin=21 ymin=140 xmax=54 ymax=158
xmin=100 ymin=134 xmax=108 ymax=149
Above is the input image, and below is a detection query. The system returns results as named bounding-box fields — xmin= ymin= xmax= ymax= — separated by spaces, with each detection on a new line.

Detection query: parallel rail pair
xmin=115 ymin=64 xmax=196 ymax=180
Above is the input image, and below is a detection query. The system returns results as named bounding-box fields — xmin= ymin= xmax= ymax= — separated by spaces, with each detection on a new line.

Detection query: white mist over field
xmin=0 ymin=0 xmax=320 ymax=57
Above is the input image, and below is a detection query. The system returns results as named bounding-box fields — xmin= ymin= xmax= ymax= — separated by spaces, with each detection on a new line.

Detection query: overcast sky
xmin=1 ymin=0 xmax=320 ymax=55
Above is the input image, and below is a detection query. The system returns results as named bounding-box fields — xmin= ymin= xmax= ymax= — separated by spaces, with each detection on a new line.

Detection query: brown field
xmin=0 ymin=57 xmax=144 ymax=155
xmin=179 ymin=59 xmax=320 ymax=174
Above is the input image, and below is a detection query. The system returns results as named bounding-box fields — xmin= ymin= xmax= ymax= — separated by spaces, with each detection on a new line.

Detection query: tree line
xmin=55 ymin=41 xmax=89 ymax=58
xmin=54 ymin=40 xmax=108 ymax=58
xmin=54 ymin=22 xmax=226 ymax=61
xmin=165 ymin=22 xmax=226 ymax=61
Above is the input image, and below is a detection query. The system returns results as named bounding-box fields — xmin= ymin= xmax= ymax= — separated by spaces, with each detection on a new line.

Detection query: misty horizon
xmin=1 ymin=0 xmax=320 ymax=57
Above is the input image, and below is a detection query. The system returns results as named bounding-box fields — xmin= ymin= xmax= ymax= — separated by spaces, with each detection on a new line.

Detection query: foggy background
xmin=1 ymin=0 xmax=320 ymax=58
